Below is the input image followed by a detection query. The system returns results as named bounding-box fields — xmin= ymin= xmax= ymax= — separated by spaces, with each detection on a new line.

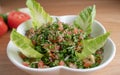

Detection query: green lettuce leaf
xmin=75 ymin=32 xmax=110 ymax=60
xmin=74 ymin=5 xmax=96 ymax=35
xmin=11 ymin=29 xmax=43 ymax=58
xmin=26 ymin=0 xmax=53 ymax=29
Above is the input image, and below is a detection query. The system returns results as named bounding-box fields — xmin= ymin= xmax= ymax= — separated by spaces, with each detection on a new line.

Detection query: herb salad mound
xmin=10 ymin=0 xmax=110 ymax=69
xmin=21 ymin=21 xmax=104 ymax=68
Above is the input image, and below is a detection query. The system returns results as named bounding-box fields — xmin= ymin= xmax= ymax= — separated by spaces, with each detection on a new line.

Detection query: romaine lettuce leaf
xmin=11 ymin=29 xmax=43 ymax=58
xmin=75 ymin=32 xmax=110 ymax=60
xmin=26 ymin=0 xmax=53 ymax=29
xmin=74 ymin=5 xmax=96 ymax=35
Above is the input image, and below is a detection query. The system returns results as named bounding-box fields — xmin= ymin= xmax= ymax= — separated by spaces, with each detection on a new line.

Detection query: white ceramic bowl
xmin=7 ymin=15 xmax=116 ymax=75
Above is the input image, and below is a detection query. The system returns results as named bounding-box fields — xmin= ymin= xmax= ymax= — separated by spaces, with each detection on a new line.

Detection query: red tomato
xmin=8 ymin=11 xmax=30 ymax=28
xmin=59 ymin=60 xmax=65 ymax=66
xmin=19 ymin=52 xmax=27 ymax=59
xmin=0 ymin=17 xmax=8 ymax=36
xmin=0 ymin=17 xmax=4 ymax=21
xmin=83 ymin=59 xmax=92 ymax=68
xmin=22 ymin=62 xmax=29 ymax=67
xmin=38 ymin=61 xmax=44 ymax=68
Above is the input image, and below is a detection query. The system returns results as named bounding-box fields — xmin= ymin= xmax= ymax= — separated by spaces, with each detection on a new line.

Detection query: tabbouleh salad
xmin=10 ymin=0 xmax=110 ymax=69
xmin=20 ymin=21 xmax=104 ymax=68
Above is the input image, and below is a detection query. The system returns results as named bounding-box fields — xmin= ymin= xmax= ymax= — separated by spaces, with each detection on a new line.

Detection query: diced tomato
xmin=96 ymin=50 xmax=102 ymax=54
xmin=48 ymin=51 xmax=55 ymax=59
xmin=0 ymin=17 xmax=8 ymax=36
xmin=80 ymin=30 xmax=83 ymax=33
xmin=67 ymin=31 xmax=72 ymax=35
xmin=73 ymin=28 xmax=78 ymax=34
xmin=32 ymin=40 xmax=36 ymax=45
xmin=83 ymin=61 xmax=92 ymax=68
xmin=19 ymin=52 xmax=27 ymax=59
xmin=96 ymin=49 xmax=103 ymax=54
xmin=83 ymin=59 xmax=92 ymax=68
xmin=8 ymin=11 xmax=30 ymax=28
xmin=59 ymin=60 xmax=65 ymax=66
xmin=38 ymin=61 xmax=44 ymax=68
xmin=22 ymin=62 xmax=29 ymax=67
xmin=96 ymin=59 xmax=101 ymax=64
xmin=96 ymin=57 xmax=102 ymax=64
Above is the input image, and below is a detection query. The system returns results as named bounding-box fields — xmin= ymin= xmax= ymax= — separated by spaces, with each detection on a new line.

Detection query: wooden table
xmin=0 ymin=0 xmax=120 ymax=75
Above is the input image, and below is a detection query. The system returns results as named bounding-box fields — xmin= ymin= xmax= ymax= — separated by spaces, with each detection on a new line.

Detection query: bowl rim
xmin=7 ymin=15 xmax=116 ymax=72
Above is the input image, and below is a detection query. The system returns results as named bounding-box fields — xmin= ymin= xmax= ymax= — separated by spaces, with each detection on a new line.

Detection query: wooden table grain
xmin=0 ymin=0 xmax=120 ymax=75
